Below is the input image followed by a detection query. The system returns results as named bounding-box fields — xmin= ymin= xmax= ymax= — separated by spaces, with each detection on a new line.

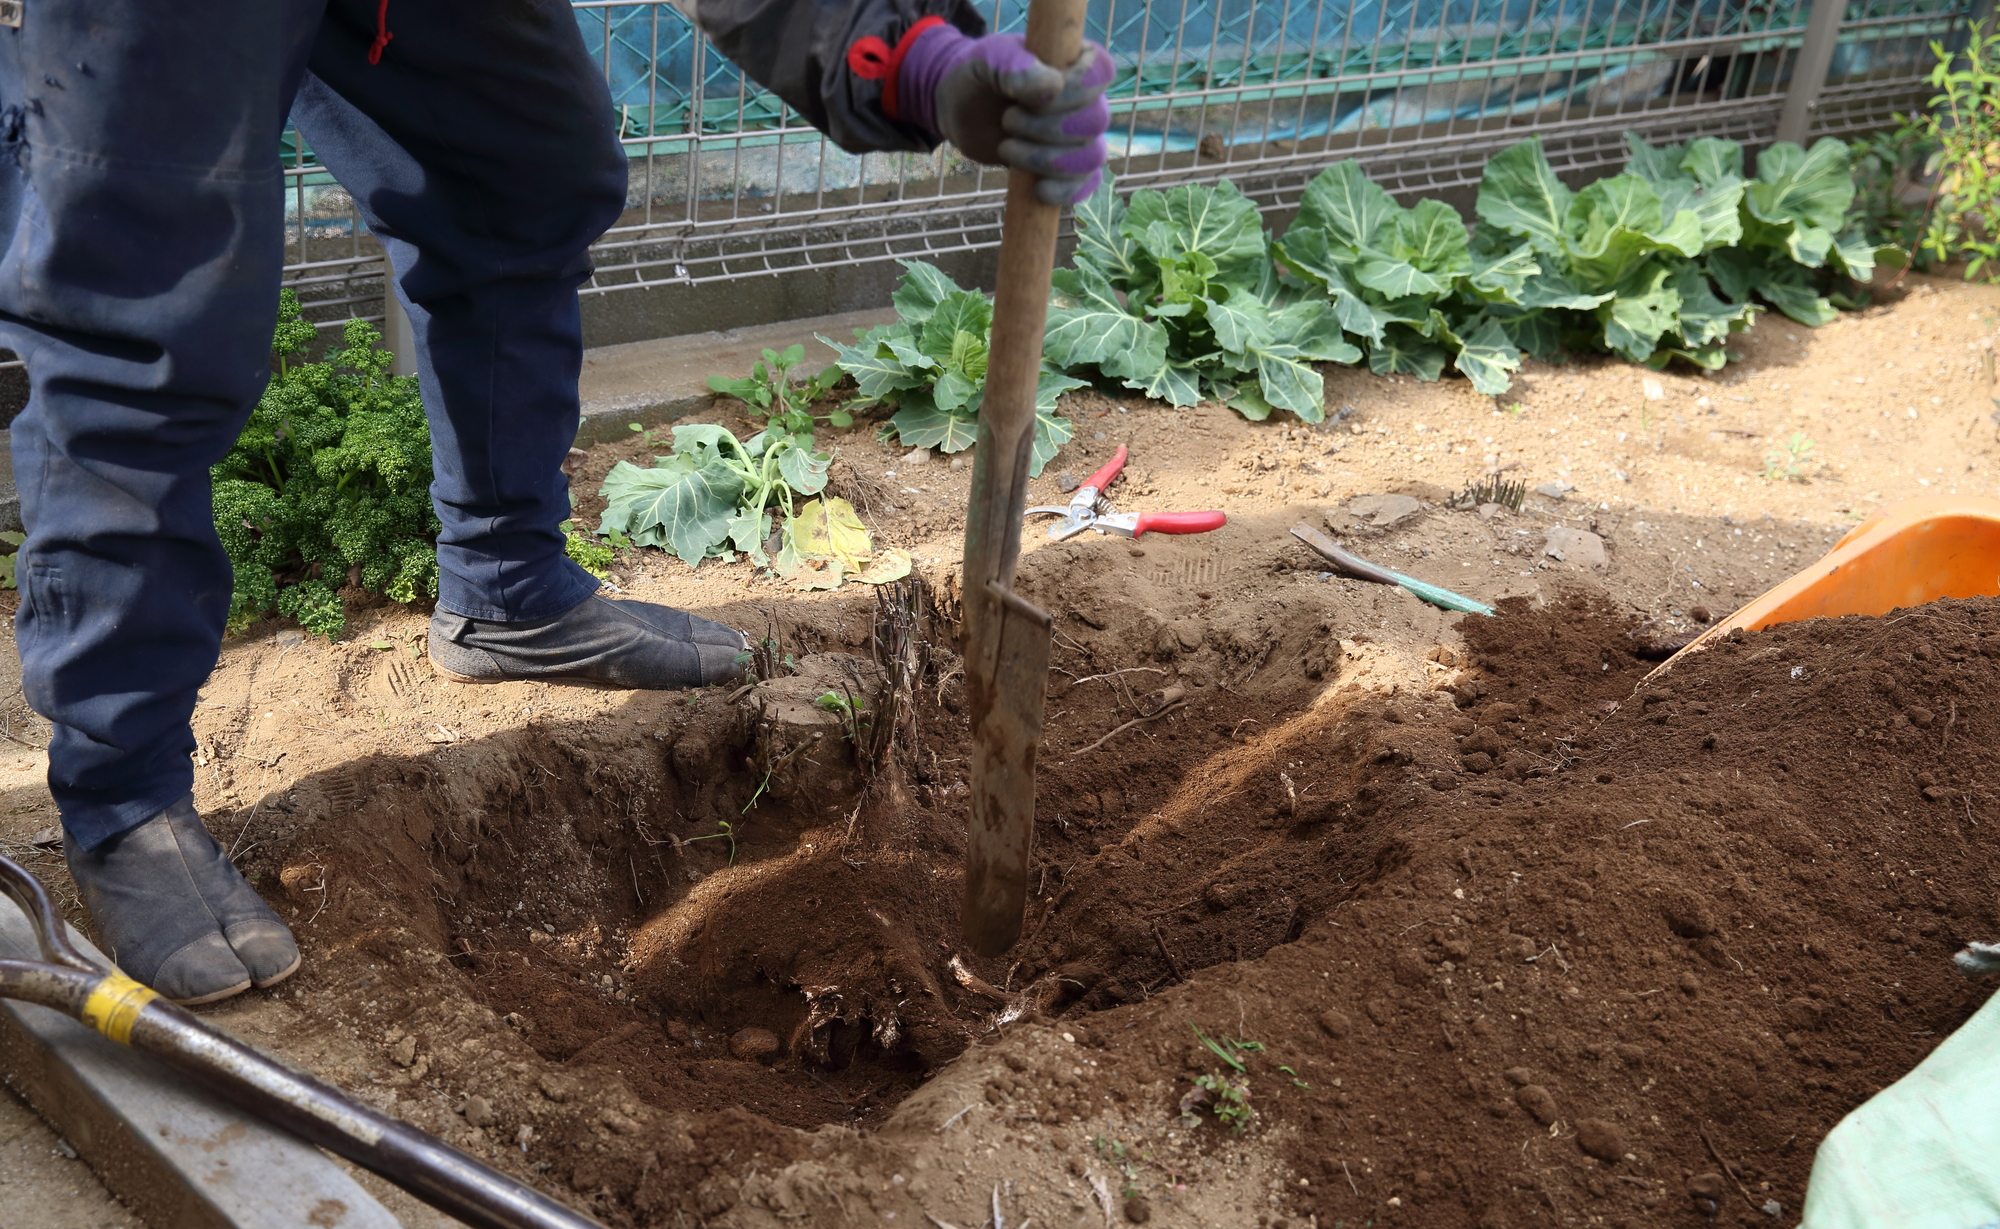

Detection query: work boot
xmin=65 ymin=797 xmax=300 ymax=1006
xmin=428 ymin=594 xmax=748 ymax=689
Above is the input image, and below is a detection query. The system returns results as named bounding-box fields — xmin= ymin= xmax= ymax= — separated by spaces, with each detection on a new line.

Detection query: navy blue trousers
xmin=0 ymin=0 xmax=628 ymax=849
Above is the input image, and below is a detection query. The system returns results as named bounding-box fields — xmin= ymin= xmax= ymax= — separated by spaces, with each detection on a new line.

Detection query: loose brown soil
xmin=1 ymin=271 xmax=1998 ymax=1228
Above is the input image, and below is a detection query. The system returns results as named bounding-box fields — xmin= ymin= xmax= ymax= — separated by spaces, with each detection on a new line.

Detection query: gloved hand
xmin=895 ymin=24 xmax=1113 ymax=206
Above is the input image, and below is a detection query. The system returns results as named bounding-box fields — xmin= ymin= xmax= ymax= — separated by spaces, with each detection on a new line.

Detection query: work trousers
xmin=0 ymin=0 xmax=628 ymax=848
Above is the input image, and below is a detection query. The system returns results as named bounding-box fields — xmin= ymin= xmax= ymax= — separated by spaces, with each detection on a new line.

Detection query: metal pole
xmin=381 ymin=279 xmax=418 ymax=379
xmin=1774 ymin=0 xmax=1847 ymax=146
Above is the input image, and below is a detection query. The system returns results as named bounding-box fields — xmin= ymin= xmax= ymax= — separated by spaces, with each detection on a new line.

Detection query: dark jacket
xmin=693 ymin=0 xmax=985 ymax=154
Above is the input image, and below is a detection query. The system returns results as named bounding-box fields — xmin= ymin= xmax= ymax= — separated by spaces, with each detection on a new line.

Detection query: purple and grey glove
xmin=895 ymin=25 xmax=1113 ymax=206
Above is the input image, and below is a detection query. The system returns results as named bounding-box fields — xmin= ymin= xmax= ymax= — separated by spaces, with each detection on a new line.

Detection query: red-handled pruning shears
xmin=1025 ymin=444 xmax=1228 ymax=540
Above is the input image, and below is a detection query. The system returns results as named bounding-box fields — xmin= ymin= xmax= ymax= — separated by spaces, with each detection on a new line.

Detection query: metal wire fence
xmin=271 ymin=0 xmax=1967 ymax=335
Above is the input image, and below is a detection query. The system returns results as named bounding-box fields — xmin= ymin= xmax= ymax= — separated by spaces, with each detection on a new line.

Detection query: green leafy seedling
xmin=1182 ymin=1024 xmax=1264 ymax=1133
xmin=598 ymin=423 xmax=830 ymax=570
xmin=1762 ymin=431 xmax=1816 ymax=482
xmin=814 ymin=691 xmax=865 ymax=714
xmin=1185 ymin=1072 xmax=1255 ymax=1133
xmin=683 ymin=818 xmax=737 ymax=866
xmin=707 ymin=345 xmax=849 ymax=448
xmin=821 ymin=260 xmax=1077 ymax=474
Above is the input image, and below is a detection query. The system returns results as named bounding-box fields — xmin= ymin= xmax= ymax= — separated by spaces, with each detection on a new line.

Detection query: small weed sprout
xmin=561 ymin=519 xmax=616 ymax=579
xmin=1186 ymin=1073 xmax=1256 ymax=1132
xmin=1763 ymin=431 xmax=1817 ymax=482
xmin=814 ymin=690 xmax=865 ymax=715
xmin=683 ymin=819 xmax=737 ymax=865
xmin=1090 ymin=1138 xmax=1144 ymax=1199
xmin=737 ymin=635 xmax=798 ymax=682
xmin=1180 ymin=1024 xmax=1264 ymax=1133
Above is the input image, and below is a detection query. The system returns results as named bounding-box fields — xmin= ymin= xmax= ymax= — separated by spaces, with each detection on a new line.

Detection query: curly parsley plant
xmin=212 ymin=291 xmax=440 ymax=639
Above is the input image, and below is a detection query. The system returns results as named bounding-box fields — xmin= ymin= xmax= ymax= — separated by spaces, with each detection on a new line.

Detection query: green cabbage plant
xmin=820 ymin=260 xmax=1078 ymax=475
xmin=1042 ymin=177 xmax=1360 ymax=422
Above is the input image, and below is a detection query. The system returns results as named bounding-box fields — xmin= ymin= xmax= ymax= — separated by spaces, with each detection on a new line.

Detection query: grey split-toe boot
xmin=427 ymin=594 xmax=749 ymax=689
xmin=65 ymin=797 xmax=300 ymax=1006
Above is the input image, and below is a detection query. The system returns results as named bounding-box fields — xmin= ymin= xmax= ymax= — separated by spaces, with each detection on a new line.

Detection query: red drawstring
xmin=367 ymin=0 xmax=394 ymax=64
xmin=845 ymin=15 xmax=946 ymax=120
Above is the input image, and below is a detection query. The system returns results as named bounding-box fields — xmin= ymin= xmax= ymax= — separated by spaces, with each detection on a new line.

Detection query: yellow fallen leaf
xmin=849 ymin=547 xmax=912 ymax=585
xmin=789 ymin=497 xmax=873 ymax=572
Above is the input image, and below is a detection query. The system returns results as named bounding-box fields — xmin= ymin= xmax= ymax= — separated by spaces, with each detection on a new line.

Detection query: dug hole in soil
xmin=205 ymin=561 xmax=2000 ymax=1229
xmin=13 ymin=274 xmax=1997 ymax=1229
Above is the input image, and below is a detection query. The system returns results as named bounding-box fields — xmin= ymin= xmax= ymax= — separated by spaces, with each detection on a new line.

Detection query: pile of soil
xmin=1055 ymin=590 xmax=2000 ymax=1229
xmin=213 ymin=520 xmax=1998 ymax=1228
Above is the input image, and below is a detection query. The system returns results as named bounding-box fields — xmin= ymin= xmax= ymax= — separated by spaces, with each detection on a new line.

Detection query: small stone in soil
xmin=730 ymin=1026 xmax=781 ymax=1062
xmin=1662 ymin=889 xmax=1718 ymax=939
xmin=1574 ymin=1118 xmax=1627 ymax=1162
xmin=1123 ymin=1197 xmax=1151 ymax=1223
xmin=1515 ymin=1084 xmax=1558 ymax=1125
xmin=538 ymin=1072 xmax=577 ymax=1103
xmin=1342 ymin=494 xmax=1424 ymax=529
xmin=1316 ymin=1009 xmax=1352 ymax=1039
xmin=1689 ymin=1173 xmax=1727 ymax=1215
xmin=1543 ymin=526 xmax=1607 ymax=569
xmin=1057 ymin=471 xmax=1080 ymax=492
xmin=602 ymin=1109 xmax=644 ymax=1135
xmin=461 ymin=1094 xmax=496 ymax=1127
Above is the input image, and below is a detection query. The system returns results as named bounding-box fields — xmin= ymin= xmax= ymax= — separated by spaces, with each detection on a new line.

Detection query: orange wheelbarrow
xmin=1651 ymin=494 xmax=2000 ymax=677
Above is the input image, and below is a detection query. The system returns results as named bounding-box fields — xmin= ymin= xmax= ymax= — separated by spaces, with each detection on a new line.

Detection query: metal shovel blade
xmin=962 ymin=581 xmax=1052 ymax=957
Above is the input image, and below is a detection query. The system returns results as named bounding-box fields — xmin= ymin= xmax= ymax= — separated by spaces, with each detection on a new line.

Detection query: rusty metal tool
xmin=958 ymin=0 xmax=1089 ymax=958
xmin=0 ymin=854 xmax=605 ymax=1229
xmin=1289 ymin=522 xmax=1495 ymax=616
xmin=1027 ymin=443 xmax=1228 ymax=540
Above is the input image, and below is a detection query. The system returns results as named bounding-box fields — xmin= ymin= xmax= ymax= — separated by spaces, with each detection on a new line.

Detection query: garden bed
xmin=0 ymin=272 xmax=1995 ymax=1227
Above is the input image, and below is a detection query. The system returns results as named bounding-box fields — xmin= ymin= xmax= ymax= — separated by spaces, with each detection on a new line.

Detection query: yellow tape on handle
xmin=81 ymin=972 xmax=159 ymax=1045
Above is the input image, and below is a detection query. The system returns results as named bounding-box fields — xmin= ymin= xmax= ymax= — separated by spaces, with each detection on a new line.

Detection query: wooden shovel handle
xmin=958 ymin=0 xmax=1090 ymax=958
xmin=968 ymin=0 xmax=1089 ymax=594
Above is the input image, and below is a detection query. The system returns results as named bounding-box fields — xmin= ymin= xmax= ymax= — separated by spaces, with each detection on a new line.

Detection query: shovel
xmin=959 ymin=0 xmax=1087 ymax=958
xmin=0 ymin=854 xmax=601 ymax=1229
